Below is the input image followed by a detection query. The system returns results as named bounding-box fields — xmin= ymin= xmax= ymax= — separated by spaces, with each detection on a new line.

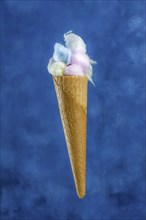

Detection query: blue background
xmin=1 ymin=0 xmax=146 ymax=220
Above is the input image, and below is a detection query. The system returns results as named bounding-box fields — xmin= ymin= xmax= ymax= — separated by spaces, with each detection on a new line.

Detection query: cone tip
xmin=77 ymin=192 xmax=86 ymax=199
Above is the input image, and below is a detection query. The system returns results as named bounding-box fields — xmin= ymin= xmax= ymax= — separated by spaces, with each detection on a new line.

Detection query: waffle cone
xmin=53 ymin=76 xmax=88 ymax=199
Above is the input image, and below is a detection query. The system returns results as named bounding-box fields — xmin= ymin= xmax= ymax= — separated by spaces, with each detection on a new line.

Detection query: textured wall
xmin=1 ymin=1 xmax=145 ymax=220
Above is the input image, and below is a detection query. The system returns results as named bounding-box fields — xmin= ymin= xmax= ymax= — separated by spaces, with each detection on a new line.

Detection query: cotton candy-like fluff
xmin=65 ymin=64 xmax=84 ymax=76
xmin=85 ymin=65 xmax=95 ymax=85
xmin=47 ymin=58 xmax=65 ymax=76
xmin=53 ymin=43 xmax=71 ymax=65
xmin=71 ymin=52 xmax=90 ymax=74
xmin=47 ymin=31 xmax=96 ymax=84
xmin=64 ymin=31 xmax=86 ymax=53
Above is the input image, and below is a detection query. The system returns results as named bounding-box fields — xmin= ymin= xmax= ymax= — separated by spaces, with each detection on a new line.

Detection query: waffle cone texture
xmin=53 ymin=76 xmax=88 ymax=199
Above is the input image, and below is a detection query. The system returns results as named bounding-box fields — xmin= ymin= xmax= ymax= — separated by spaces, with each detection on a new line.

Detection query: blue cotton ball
xmin=53 ymin=43 xmax=71 ymax=65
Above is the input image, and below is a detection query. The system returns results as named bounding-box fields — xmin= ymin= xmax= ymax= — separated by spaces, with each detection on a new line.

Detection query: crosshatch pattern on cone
xmin=53 ymin=76 xmax=88 ymax=198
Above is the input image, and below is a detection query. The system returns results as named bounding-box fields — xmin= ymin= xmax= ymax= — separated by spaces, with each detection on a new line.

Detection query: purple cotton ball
xmin=64 ymin=64 xmax=84 ymax=76
xmin=71 ymin=52 xmax=90 ymax=74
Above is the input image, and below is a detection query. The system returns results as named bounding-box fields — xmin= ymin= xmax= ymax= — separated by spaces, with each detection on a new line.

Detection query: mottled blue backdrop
xmin=1 ymin=0 xmax=146 ymax=220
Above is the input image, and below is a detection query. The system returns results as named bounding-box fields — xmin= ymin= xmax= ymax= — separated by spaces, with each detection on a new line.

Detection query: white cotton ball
xmin=64 ymin=32 xmax=86 ymax=53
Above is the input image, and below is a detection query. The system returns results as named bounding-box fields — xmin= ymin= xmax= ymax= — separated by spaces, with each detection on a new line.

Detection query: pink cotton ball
xmin=71 ymin=53 xmax=90 ymax=74
xmin=64 ymin=64 xmax=84 ymax=76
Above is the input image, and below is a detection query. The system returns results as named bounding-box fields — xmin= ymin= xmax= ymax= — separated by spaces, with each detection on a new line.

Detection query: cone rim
xmin=52 ymin=75 xmax=87 ymax=79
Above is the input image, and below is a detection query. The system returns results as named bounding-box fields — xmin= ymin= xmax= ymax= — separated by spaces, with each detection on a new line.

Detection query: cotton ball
xmin=71 ymin=53 xmax=90 ymax=74
xmin=64 ymin=64 xmax=84 ymax=76
xmin=47 ymin=59 xmax=66 ymax=76
xmin=53 ymin=43 xmax=71 ymax=65
xmin=64 ymin=32 xmax=86 ymax=53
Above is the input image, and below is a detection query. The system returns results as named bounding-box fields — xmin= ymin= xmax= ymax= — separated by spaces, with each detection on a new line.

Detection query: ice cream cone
xmin=53 ymin=76 xmax=88 ymax=199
